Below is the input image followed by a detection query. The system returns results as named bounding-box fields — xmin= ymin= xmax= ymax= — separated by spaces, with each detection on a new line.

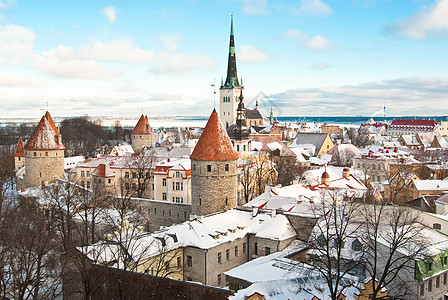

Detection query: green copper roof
xmin=223 ymin=15 xmax=240 ymax=88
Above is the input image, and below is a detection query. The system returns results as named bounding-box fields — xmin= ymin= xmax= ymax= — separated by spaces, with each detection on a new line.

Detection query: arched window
xmin=352 ymin=239 xmax=362 ymax=251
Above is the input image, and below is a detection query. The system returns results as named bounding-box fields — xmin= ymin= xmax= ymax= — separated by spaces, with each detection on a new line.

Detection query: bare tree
xmin=360 ymin=205 xmax=427 ymax=299
xmin=238 ymin=161 xmax=257 ymax=204
xmin=304 ymin=191 xmax=364 ymax=300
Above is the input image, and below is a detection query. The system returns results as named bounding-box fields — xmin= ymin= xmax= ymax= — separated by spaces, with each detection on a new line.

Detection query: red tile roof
xmin=190 ymin=109 xmax=239 ymax=161
xmin=25 ymin=115 xmax=65 ymax=150
xmin=92 ymin=163 xmax=115 ymax=177
xmin=44 ymin=111 xmax=59 ymax=135
xmin=390 ymin=119 xmax=438 ymax=127
xmin=132 ymin=114 xmax=152 ymax=134
xmin=14 ymin=137 xmax=25 ymax=157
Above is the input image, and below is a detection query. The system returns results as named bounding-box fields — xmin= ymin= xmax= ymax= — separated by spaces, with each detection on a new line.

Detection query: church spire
xmin=224 ymin=15 xmax=240 ymax=88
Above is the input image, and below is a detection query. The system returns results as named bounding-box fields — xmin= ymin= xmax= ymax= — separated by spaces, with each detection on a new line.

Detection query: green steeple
xmin=223 ymin=15 xmax=240 ymax=88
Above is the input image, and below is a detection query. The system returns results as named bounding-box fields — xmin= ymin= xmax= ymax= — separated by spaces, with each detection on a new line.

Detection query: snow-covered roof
xmin=413 ymin=179 xmax=448 ymax=191
xmin=64 ymin=156 xmax=85 ymax=170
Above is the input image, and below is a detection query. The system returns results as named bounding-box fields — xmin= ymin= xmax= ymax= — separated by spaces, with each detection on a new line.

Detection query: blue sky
xmin=0 ymin=0 xmax=447 ymax=118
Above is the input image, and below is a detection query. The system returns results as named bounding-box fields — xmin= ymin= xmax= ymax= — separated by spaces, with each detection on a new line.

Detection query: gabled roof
xmin=291 ymin=133 xmax=331 ymax=156
xmin=250 ymin=135 xmax=296 ymax=157
xmin=92 ymin=163 xmax=115 ymax=177
xmin=25 ymin=115 xmax=65 ymax=150
xmin=131 ymin=114 xmax=151 ymax=134
xmin=245 ymin=108 xmax=262 ymax=120
xmin=190 ymin=109 xmax=239 ymax=161
xmin=14 ymin=137 xmax=25 ymax=157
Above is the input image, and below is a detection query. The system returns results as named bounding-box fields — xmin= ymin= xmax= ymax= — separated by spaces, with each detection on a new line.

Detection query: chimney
xmin=321 ymin=171 xmax=330 ymax=186
xmin=56 ymin=134 xmax=62 ymax=145
xmin=252 ymin=207 xmax=258 ymax=217
xmin=343 ymin=168 xmax=350 ymax=179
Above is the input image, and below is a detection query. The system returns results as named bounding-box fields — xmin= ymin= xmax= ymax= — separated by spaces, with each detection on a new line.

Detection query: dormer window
xmin=352 ymin=239 xmax=362 ymax=251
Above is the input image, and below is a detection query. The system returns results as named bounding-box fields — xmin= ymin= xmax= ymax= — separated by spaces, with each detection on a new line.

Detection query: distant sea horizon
xmin=0 ymin=115 xmax=447 ymax=129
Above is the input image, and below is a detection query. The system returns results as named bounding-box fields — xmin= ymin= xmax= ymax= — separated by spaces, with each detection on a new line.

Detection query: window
xmin=243 ymin=145 xmax=246 ymax=151
xmin=377 ymin=176 xmax=381 ymax=182
xmin=226 ymin=249 xmax=230 ymax=261
xmin=378 ymin=164 xmax=381 ymax=170
xmin=218 ymin=252 xmax=222 ymax=264
xmin=86 ymin=171 xmax=90 ymax=177
xmin=176 ymin=182 xmax=180 ymax=190
xmin=177 ymin=257 xmax=181 ymax=268
xmin=176 ymin=197 xmax=180 ymax=203
xmin=173 ymin=182 xmax=175 ymax=190
xmin=254 ymin=243 xmax=258 ymax=255
xmin=235 ymin=246 xmax=238 ymax=257
xmin=162 ymin=192 xmax=167 ymax=200
xmin=165 ymin=261 xmax=170 ymax=273
xmin=433 ymin=223 xmax=442 ymax=230
xmin=217 ymin=274 xmax=222 ymax=286
xmin=243 ymin=243 xmax=247 ymax=254
xmin=176 ymin=171 xmax=180 ymax=177
xmin=193 ymin=164 xmax=196 ymax=171
xmin=237 ymin=145 xmax=240 ymax=151
xmin=420 ymin=284 xmax=424 ymax=296
xmin=225 ymin=197 xmax=228 ymax=206
xmin=428 ymin=261 xmax=433 ymax=272
xmin=428 ymin=279 xmax=432 ymax=292
xmin=162 ymin=178 xmax=166 ymax=186
xmin=86 ymin=181 xmax=90 ymax=188
xmin=34 ymin=152 xmax=36 ymax=156
xmin=437 ymin=275 xmax=440 ymax=288
xmin=225 ymin=164 xmax=229 ymax=171
xmin=180 ymin=182 xmax=183 ymax=191
xmin=125 ymin=182 xmax=130 ymax=189
xmin=125 ymin=172 xmax=129 ymax=178
xmin=81 ymin=171 xmax=85 ymax=177
xmin=265 ymin=247 xmax=271 ymax=255
xmin=444 ymin=273 xmax=447 ymax=285
xmin=108 ymin=179 xmax=111 ymax=184
xmin=132 ymin=172 xmax=137 ymax=178
xmin=146 ymin=172 xmax=150 ymax=179
xmin=199 ymin=198 xmax=202 ymax=206
xmin=207 ymin=165 xmax=211 ymax=172
xmin=187 ymin=255 xmax=192 ymax=267
xmin=352 ymin=239 xmax=362 ymax=251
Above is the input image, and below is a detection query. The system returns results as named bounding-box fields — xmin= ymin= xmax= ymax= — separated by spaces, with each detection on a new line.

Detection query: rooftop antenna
xmin=211 ymin=78 xmax=216 ymax=109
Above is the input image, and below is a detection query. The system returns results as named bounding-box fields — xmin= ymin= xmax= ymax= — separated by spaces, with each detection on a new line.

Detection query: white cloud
xmin=34 ymin=45 xmax=118 ymax=79
xmin=149 ymin=52 xmax=213 ymax=75
xmin=159 ymin=34 xmax=180 ymax=52
xmin=0 ymin=24 xmax=35 ymax=64
xmin=292 ymin=0 xmax=331 ymax=16
xmin=280 ymin=29 xmax=338 ymax=51
xmin=0 ymin=0 xmax=16 ymax=9
xmin=102 ymin=6 xmax=117 ymax=24
xmin=396 ymin=0 xmax=448 ymax=39
xmin=0 ymin=71 xmax=34 ymax=86
xmin=80 ymin=39 xmax=154 ymax=62
xmin=312 ymin=62 xmax=332 ymax=70
xmin=305 ymin=35 xmax=337 ymax=51
xmin=280 ymin=29 xmax=307 ymax=41
xmin=239 ymin=45 xmax=271 ymax=63
xmin=270 ymin=77 xmax=448 ymax=116
xmin=241 ymin=0 xmax=267 ymax=15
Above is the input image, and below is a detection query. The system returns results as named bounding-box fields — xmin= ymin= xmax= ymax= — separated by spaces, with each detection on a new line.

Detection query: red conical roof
xmin=14 ymin=137 xmax=25 ymax=157
xmin=25 ymin=115 xmax=65 ymax=150
xmin=132 ymin=114 xmax=151 ymax=134
xmin=44 ymin=111 xmax=59 ymax=135
xmin=190 ymin=109 xmax=238 ymax=161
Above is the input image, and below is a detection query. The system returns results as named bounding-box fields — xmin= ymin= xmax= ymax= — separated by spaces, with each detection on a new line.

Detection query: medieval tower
xmin=190 ymin=109 xmax=239 ymax=216
xmin=220 ymin=15 xmax=243 ymax=129
xmin=24 ymin=111 xmax=65 ymax=188
xmin=131 ymin=114 xmax=157 ymax=154
xmin=14 ymin=137 xmax=25 ymax=172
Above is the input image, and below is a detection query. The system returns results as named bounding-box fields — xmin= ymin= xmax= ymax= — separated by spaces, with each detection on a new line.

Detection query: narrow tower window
xmin=207 ymin=165 xmax=211 ymax=172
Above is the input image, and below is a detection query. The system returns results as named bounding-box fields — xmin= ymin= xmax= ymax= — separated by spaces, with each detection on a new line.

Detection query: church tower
xmin=228 ymin=92 xmax=251 ymax=157
xmin=190 ymin=109 xmax=239 ymax=216
xmin=24 ymin=111 xmax=65 ymax=188
xmin=220 ymin=15 xmax=243 ymax=129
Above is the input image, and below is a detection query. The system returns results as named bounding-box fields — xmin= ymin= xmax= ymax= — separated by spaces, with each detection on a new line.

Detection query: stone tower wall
xmin=15 ymin=156 xmax=25 ymax=172
xmin=191 ymin=159 xmax=237 ymax=216
xmin=24 ymin=149 xmax=65 ymax=188
xmin=220 ymin=87 xmax=242 ymax=128
xmin=132 ymin=134 xmax=156 ymax=154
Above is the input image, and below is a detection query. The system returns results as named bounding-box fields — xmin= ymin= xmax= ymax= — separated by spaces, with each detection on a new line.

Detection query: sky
xmin=0 ymin=0 xmax=447 ymax=119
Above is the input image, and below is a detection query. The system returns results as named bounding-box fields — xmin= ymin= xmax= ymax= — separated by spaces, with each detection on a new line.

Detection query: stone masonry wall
xmin=191 ymin=159 xmax=237 ymax=216
xmin=24 ymin=149 xmax=64 ymax=188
